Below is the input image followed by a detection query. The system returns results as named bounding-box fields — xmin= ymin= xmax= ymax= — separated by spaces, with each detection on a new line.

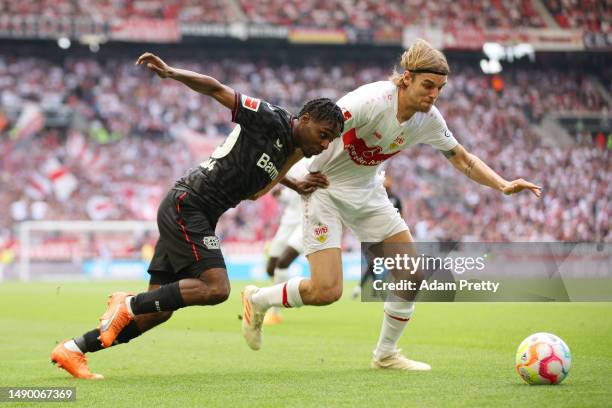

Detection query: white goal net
xmin=16 ymin=221 xmax=158 ymax=281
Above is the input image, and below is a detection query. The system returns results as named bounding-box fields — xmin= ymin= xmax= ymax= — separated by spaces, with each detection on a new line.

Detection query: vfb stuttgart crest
xmin=314 ymin=224 xmax=329 ymax=243
xmin=389 ymin=134 xmax=406 ymax=150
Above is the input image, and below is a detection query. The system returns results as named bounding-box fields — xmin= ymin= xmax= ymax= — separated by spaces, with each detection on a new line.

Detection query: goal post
xmin=18 ymin=220 xmax=158 ymax=282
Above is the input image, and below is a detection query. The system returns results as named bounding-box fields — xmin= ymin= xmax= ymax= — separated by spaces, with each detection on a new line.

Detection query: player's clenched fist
xmin=136 ymin=52 xmax=171 ymax=78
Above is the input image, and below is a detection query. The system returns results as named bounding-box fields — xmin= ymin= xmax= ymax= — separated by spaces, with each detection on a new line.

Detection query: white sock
xmin=268 ymin=268 xmax=288 ymax=315
xmin=63 ymin=339 xmax=83 ymax=354
xmin=125 ymin=296 xmax=135 ymax=317
xmin=373 ymin=302 xmax=415 ymax=360
xmin=252 ymin=277 xmax=304 ymax=309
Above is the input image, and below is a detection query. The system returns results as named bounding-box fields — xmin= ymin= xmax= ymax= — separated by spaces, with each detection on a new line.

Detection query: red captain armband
xmin=241 ymin=95 xmax=261 ymax=112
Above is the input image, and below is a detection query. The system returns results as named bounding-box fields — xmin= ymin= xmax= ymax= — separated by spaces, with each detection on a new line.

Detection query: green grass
xmin=1 ymin=281 xmax=611 ymax=407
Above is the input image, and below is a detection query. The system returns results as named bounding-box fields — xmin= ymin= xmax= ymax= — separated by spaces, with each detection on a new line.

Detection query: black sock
xmin=74 ymin=320 xmax=142 ymax=353
xmin=130 ymin=281 xmax=184 ymax=314
xmin=115 ymin=321 xmax=142 ymax=344
xmin=74 ymin=329 xmax=104 ymax=354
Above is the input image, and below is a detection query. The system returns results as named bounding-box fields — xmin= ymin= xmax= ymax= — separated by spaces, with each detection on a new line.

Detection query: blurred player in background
xmin=263 ymin=158 xmax=313 ymax=325
xmin=242 ymin=39 xmax=542 ymax=370
xmin=351 ymin=172 xmax=402 ymax=300
xmin=50 ymin=52 xmax=344 ymax=379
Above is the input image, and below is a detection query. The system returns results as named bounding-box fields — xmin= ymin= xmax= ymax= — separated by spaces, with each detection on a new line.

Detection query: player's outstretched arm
xmin=442 ymin=144 xmax=542 ymax=197
xmin=136 ymin=52 xmax=235 ymax=111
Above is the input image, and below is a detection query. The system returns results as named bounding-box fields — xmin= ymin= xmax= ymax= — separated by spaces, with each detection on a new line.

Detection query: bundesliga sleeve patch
xmin=342 ymin=108 xmax=352 ymax=121
xmin=241 ymin=95 xmax=261 ymax=112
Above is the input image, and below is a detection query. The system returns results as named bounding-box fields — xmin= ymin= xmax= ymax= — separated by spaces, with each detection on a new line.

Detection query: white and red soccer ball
xmin=515 ymin=332 xmax=571 ymax=385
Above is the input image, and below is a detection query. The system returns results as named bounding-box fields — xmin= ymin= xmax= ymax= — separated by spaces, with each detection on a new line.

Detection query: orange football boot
xmin=51 ymin=341 xmax=104 ymax=379
xmin=99 ymin=292 xmax=134 ymax=348
xmin=263 ymin=310 xmax=283 ymax=325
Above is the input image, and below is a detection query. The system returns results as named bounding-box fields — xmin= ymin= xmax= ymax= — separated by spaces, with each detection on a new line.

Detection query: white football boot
xmin=371 ymin=350 xmax=431 ymax=371
xmin=241 ymin=285 xmax=267 ymax=350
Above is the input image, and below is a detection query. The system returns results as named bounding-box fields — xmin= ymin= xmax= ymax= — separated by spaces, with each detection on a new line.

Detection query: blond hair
xmin=389 ymin=39 xmax=450 ymax=87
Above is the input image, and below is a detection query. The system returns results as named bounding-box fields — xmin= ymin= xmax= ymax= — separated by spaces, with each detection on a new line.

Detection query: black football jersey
xmin=175 ymin=92 xmax=295 ymax=216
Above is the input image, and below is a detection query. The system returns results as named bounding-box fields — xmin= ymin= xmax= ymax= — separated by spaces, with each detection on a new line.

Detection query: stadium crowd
xmin=0 ymin=0 xmax=235 ymax=23
xmin=4 ymin=0 xmax=606 ymax=31
xmin=0 ymin=56 xmax=610 ymax=246
xmin=544 ymin=0 xmax=610 ymax=32
xmin=240 ymin=0 xmax=546 ymax=30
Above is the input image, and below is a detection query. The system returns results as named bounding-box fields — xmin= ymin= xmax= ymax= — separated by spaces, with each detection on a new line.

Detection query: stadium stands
xmin=1 ymin=56 xmax=609 ymax=244
xmin=543 ymin=0 xmax=611 ymax=31
xmin=2 ymin=0 xmax=604 ymax=30
xmin=0 ymin=0 xmax=235 ymax=23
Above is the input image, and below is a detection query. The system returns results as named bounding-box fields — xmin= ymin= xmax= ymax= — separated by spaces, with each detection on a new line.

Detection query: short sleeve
xmin=336 ymin=89 xmax=370 ymax=131
xmin=231 ymin=92 xmax=282 ymax=132
xmin=421 ymin=106 xmax=459 ymax=151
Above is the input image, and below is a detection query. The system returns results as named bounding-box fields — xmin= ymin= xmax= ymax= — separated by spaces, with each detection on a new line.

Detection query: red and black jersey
xmin=175 ymin=92 xmax=295 ymax=217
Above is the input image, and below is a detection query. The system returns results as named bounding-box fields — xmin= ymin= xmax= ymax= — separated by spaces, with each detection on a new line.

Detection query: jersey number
xmin=200 ymin=125 xmax=241 ymax=171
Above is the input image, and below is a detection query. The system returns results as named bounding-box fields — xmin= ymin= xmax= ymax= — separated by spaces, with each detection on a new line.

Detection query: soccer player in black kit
xmin=50 ymin=52 xmax=344 ymax=379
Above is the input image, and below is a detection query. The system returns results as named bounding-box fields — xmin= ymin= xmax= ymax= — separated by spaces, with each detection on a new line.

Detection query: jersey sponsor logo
xmin=314 ymin=223 xmax=329 ymax=243
xmin=256 ymin=152 xmax=279 ymax=180
xmin=203 ymin=236 xmax=220 ymax=250
xmin=342 ymin=128 xmax=400 ymax=166
xmin=342 ymin=108 xmax=352 ymax=121
xmin=241 ymin=95 xmax=261 ymax=112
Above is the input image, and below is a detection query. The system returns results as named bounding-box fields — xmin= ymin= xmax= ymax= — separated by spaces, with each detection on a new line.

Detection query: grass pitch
xmin=0 ymin=281 xmax=611 ymax=407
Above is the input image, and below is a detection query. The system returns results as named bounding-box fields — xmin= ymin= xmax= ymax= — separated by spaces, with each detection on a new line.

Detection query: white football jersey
xmin=309 ymin=81 xmax=458 ymax=189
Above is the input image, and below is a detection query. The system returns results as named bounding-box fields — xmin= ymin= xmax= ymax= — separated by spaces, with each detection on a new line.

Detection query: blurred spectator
xmin=0 ymin=55 xmax=610 ymax=244
xmin=544 ymin=0 xmax=610 ymax=32
xmin=0 ymin=0 xmax=559 ymax=29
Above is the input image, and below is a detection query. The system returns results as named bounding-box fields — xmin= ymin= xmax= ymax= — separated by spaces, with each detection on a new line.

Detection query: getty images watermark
xmin=359 ymin=242 xmax=612 ymax=302
xmin=371 ymin=253 xmax=499 ymax=293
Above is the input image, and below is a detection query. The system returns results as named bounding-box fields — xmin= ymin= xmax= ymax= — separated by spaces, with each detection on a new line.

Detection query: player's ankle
xmin=125 ymin=296 xmax=135 ymax=317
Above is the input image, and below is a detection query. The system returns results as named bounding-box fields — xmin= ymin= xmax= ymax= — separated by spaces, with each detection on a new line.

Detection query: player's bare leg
xmin=370 ymin=229 xmax=431 ymax=371
xmin=265 ymin=256 xmax=278 ymax=280
xmin=99 ymin=268 xmax=229 ymax=347
xmin=242 ymin=248 xmax=343 ymax=350
xmin=53 ymin=268 xmax=229 ymax=379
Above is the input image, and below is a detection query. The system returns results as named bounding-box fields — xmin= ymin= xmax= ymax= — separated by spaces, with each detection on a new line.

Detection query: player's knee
xmin=311 ymin=286 xmax=342 ymax=305
xmin=206 ymin=281 xmax=231 ymax=305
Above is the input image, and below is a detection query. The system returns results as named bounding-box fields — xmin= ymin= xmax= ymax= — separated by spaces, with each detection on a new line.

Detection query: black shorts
xmin=148 ymin=189 xmax=226 ymax=285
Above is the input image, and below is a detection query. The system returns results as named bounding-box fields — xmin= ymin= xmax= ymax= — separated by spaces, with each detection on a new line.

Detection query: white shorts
xmin=269 ymin=221 xmax=303 ymax=257
xmin=302 ymin=184 xmax=407 ymax=256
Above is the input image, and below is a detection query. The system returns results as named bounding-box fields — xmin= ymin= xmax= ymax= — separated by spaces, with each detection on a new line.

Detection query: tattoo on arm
xmin=442 ymin=150 xmax=456 ymax=158
xmin=464 ymin=158 xmax=476 ymax=178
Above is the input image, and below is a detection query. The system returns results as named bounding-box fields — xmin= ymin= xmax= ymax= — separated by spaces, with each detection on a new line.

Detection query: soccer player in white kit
xmin=242 ymin=39 xmax=542 ymax=370
xmin=264 ymin=159 xmax=312 ymax=324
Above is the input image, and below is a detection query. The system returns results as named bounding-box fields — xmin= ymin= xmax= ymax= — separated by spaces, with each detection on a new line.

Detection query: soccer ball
xmin=515 ymin=332 xmax=571 ymax=385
